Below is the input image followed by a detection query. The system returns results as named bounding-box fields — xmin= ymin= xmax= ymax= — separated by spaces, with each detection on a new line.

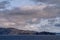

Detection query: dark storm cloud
xmin=43 ymin=6 xmax=60 ymax=17
xmin=9 ymin=7 xmax=35 ymax=15
xmin=31 ymin=0 xmax=60 ymax=18
xmin=0 ymin=1 xmax=10 ymax=9
xmin=0 ymin=0 xmax=59 ymax=18
xmin=4 ymin=5 xmax=60 ymax=18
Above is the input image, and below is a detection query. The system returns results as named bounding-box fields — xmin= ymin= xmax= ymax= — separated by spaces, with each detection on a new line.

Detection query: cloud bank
xmin=0 ymin=0 xmax=60 ymax=33
xmin=32 ymin=0 xmax=60 ymax=4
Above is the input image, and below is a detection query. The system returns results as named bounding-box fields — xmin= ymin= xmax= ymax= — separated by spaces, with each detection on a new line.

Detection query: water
xmin=0 ymin=35 xmax=60 ymax=40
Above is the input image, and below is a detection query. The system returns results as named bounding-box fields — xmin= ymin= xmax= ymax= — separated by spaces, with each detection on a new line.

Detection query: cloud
xmin=0 ymin=1 xmax=10 ymax=9
xmin=8 ymin=4 xmax=60 ymax=18
xmin=24 ymin=17 xmax=60 ymax=33
xmin=0 ymin=0 xmax=60 ymax=33
xmin=32 ymin=0 xmax=60 ymax=4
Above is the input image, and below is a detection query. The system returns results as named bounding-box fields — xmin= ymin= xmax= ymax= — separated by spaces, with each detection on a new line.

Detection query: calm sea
xmin=0 ymin=35 xmax=60 ymax=40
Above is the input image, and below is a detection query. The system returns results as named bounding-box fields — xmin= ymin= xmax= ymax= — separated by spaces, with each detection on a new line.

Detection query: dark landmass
xmin=0 ymin=28 xmax=56 ymax=35
xmin=35 ymin=31 xmax=56 ymax=35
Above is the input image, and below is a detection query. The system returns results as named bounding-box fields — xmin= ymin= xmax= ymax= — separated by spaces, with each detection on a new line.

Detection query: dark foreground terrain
xmin=0 ymin=28 xmax=60 ymax=40
xmin=0 ymin=35 xmax=60 ymax=40
xmin=0 ymin=28 xmax=56 ymax=35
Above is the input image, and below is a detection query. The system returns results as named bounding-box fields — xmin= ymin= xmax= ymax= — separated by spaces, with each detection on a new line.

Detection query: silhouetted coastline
xmin=0 ymin=28 xmax=56 ymax=35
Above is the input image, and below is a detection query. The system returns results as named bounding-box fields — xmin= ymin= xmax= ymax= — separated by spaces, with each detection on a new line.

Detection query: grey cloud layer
xmin=0 ymin=5 xmax=60 ymax=32
xmin=0 ymin=0 xmax=60 ymax=32
xmin=0 ymin=1 xmax=10 ymax=9
xmin=32 ymin=0 xmax=60 ymax=4
xmin=7 ymin=5 xmax=60 ymax=18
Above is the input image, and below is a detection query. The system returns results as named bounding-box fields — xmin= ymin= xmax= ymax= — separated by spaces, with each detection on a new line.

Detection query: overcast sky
xmin=0 ymin=0 xmax=60 ymax=33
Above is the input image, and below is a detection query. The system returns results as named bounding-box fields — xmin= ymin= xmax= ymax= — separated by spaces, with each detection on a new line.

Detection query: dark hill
xmin=35 ymin=31 xmax=56 ymax=35
xmin=0 ymin=28 xmax=56 ymax=35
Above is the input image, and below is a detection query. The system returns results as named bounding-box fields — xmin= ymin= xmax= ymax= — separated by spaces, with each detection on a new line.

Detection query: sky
xmin=0 ymin=0 xmax=36 ymax=9
xmin=0 ymin=0 xmax=60 ymax=33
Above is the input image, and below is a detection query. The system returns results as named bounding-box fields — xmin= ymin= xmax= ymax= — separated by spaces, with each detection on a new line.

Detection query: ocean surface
xmin=0 ymin=35 xmax=60 ymax=40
